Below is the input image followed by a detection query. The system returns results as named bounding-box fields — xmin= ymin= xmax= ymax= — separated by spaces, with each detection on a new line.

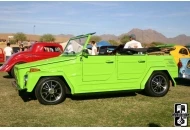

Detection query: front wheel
xmin=145 ymin=71 xmax=170 ymax=97
xmin=35 ymin=77 xmax=66 ymax=105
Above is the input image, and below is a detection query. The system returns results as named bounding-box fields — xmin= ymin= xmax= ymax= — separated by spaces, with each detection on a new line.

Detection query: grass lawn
xmin=0 ymin=72 xmax=189 ymax=127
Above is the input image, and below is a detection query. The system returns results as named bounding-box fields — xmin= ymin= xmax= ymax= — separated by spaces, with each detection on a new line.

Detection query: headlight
xmin=24 ymin=75 xmax=28 ymax=86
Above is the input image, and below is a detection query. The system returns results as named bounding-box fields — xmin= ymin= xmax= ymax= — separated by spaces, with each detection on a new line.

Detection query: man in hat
xmin=124 ymin=34 xmax=142 ymax=48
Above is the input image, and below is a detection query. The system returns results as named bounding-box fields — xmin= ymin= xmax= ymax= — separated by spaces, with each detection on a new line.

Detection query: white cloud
xmin=113 ymin=13 xmax=134 ymax=17
xmin=140 ymin=11 xmax=190 ymax=18
xmin=0 ymin=17 xmax=97 ymax=27
xmin=80 ymin=1 xmax=119 ymax=7
xmin=0 ymin=10 xmax=34 ymax=14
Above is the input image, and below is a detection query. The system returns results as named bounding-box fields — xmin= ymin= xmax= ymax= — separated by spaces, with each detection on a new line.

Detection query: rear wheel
xmin=35 ymin=77 xmax=66 ymax=105
xmin=145 ymin=71 xmax=170 ymax=97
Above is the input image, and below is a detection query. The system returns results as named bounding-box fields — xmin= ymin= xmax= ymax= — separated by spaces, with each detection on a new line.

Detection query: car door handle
xmin=138 ymin=60 xmax=145 ymax=63
xmin=106 ymin=60 xmax=114 ymax=63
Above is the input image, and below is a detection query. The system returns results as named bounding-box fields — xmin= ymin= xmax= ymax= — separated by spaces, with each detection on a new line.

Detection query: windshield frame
xmin=62 ymin=32 xmax=95 ymax=56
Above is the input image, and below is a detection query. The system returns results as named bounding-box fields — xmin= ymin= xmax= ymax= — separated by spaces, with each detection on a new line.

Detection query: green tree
xmin=119 ymin=35 xmax=130 ymax=44
xmin=90 ymin=36 xmax=101 ymax=43
xmin=108 ymin=40 xmax=119 ymax=46
xmin=13 ymin=32 xmax=27 ymax=42
xmin=40 ymin=34 xmax=55 ymax=42
xmin=9 ymin=39 xmax=17 ymax=44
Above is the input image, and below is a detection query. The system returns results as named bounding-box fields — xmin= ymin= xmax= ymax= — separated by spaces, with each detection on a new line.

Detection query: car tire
xmin=35 ymin=77 xmax=66 ymax=105
xmin=9 ymin=62 xmax=25 ymax=78
xmin=145 ymin=71 xmax=170 ymax=97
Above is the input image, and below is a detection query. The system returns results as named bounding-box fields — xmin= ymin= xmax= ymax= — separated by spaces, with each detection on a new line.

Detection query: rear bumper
xmin=178 ymin=73 xmax=190 ymax=80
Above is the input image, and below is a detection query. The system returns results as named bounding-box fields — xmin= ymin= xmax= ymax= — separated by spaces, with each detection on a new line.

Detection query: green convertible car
xmin=12 ymin=32 xmax=178 ymax=105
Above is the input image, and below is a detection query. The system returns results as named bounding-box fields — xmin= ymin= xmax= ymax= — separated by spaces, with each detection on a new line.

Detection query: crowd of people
xmin=88 ymin=34 xmax=142 ymax=55
xmin=3 ymin=34 xmax=142 ymax=61
xmin=3 ymin=42 xmax=30 ymax=61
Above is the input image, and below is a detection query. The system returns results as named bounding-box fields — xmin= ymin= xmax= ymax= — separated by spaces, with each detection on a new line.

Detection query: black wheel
xmin=145 ymin=71 xmax=170 ymax=97
xmin=7 ymin=67 xmax=15 ymax=78
xmin=9 ymin=62 xmax=25 ymax=78
xmin=8 ymin=72 xmax=12 ymax=77
xmin=35 ymin=77 xmax=66 ymax=105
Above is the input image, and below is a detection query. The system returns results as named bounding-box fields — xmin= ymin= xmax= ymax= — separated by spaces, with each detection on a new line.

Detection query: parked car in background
xmin=170 ymin=45 xmax=190 ymax=64
xmin=0 ymin=48 xmax=5 ymax=64
xmin=178 ymin=58 xmax=190 ymax=79
xmin=185 ymin=45 xmax=190 ymax=52
xmin=0 ymin=42 xmax=63 ymax=77
xmin=98 ymin=45 xmax=117 ymax=55
xmin=156 ymin=45 xmax=190 ymax=64
xmin=12 ymin=32 xmax=178 ymax=105
xmin=12 ymin=47 xmax=20 ymax=53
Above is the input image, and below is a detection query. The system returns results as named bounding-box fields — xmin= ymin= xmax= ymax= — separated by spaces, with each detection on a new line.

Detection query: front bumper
xmin=12 ymin=81 xmax=23 ymax=91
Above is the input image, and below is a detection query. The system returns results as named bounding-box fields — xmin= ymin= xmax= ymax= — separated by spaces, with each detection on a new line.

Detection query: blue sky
xmin=0 ymin=1 xmax=190 ymax=38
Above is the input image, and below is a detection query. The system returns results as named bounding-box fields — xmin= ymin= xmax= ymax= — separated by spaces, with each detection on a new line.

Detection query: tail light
xmin=178 ymin=60 xmax=182 ymax=68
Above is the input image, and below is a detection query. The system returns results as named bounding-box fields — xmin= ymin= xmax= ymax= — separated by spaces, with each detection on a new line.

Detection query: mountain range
xmin=0 ymin=28 xmax=190 ymax=45
xmin=98 ymin=29 xmax=190 ymax=45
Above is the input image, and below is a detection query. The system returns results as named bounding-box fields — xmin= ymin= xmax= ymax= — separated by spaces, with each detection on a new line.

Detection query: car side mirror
xmin=82 ymin=49 xmax=89 ymax=58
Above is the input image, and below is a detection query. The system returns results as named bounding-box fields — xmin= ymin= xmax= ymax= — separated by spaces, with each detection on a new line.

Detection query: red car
xmin=0 ymin=42 xmax=63 ymax=77
xmin=0 ymin=48 xmax=5 ymax=63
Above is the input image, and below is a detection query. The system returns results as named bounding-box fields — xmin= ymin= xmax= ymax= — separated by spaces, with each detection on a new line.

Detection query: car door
xmin=82 ymin=55 xmax=116 ymax=82
xmin=0 ymin=48 xmax=5 ymax=63
xmin=117 ymin=54 xmax=147 ymax=81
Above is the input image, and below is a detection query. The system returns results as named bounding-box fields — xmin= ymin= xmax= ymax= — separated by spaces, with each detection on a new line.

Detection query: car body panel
xmin=13 ymin=33 xmax=178 ymax=95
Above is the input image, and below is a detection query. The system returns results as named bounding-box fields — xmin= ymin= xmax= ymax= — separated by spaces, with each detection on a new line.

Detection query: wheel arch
xmin=9 ymin=61 xmax=27 ymax=77
xmin=32 ymin=76 xmax=72 ymax=95
xmin=140 ymin=68 xmax=176 ymax=89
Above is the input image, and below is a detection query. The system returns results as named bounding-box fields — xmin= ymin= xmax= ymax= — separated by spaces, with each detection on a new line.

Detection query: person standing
xmin=124 ymin=34 xmax=142 ymax=48
xmin=19 ymin=44 xmax=24 ymax=52
xmin=91 ymin=41 xmax=97 ymax=55
xmin=4 ymin=43 xmax=13 ymax=61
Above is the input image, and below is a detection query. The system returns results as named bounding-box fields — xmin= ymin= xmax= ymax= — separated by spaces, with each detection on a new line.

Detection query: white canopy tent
xmin=60 ymin=40 xmax=83 ymax=53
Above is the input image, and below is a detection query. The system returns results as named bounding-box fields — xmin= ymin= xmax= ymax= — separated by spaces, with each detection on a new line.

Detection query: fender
xmin=1 ymin=60 xmax=27 ymax=72
xmin=25 ymin=71 xmax=75 ymax=93
xmin=140 ymin=67 xmax=177 ymax=89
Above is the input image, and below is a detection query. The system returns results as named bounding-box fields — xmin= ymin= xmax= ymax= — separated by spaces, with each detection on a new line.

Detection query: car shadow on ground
xmin=68 ymin=90 xmax=137 ymax=101
xmin=3 ymin=75 xmax=13 ymax=79
xmin=18 ymin=90 xmax=137 ymax=103
xmin=148 ymin=123 xmax=161 ymax=127
xmin=175 ymin=78 xmax=190 ymax=86
xmin=18 ymin=91 xmax=37 ymax=102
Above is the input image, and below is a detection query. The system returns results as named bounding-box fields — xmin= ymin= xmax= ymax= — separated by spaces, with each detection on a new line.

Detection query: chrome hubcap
xmin=49 ymin=88 xmax=55 ymax=94
xmin=40 ymin=80 xmax=63 ymax=103
xmin=151 ymin=75 xmax=167 ymax=94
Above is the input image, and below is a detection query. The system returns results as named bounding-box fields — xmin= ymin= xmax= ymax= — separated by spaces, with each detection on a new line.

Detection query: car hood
xmin=15 ymin=55 xmax=76 ymax=70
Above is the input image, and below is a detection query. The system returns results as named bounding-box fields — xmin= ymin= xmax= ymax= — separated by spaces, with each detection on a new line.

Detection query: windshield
xmin=63 ymin=36 xmax=88 ymax=55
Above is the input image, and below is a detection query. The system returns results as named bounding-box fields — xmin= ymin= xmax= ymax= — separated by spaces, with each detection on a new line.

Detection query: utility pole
xmin=33 ymin=25 xmax=36 ymax=35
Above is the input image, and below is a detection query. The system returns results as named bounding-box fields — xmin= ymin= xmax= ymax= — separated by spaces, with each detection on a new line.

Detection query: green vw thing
xmin=12 ymin=32 xmax=178 ymax=105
